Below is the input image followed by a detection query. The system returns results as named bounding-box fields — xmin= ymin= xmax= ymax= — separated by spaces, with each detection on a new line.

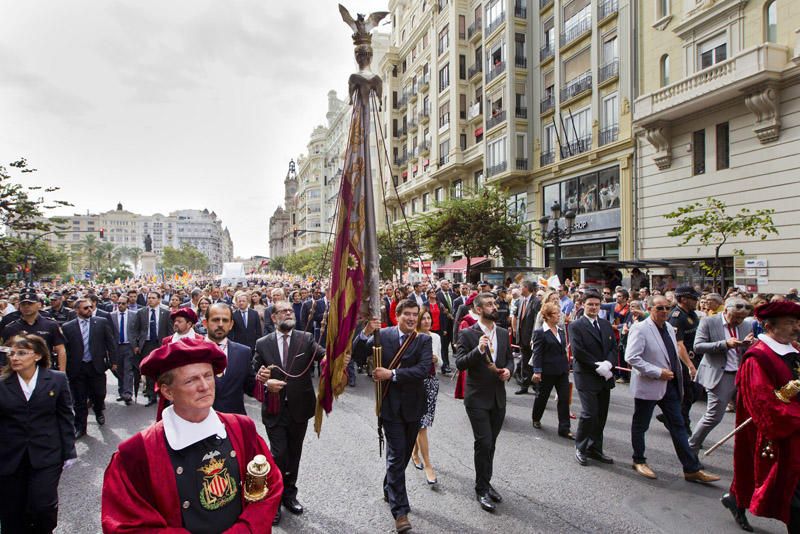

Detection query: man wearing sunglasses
xmin=625 ymin=295 xmax=720 ymax=484
xmin=689 ymin=297 xmax=755 ymax=455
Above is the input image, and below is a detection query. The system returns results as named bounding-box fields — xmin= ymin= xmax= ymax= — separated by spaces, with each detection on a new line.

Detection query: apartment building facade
xmin=634 ymin=0 xmax=800 ymax=293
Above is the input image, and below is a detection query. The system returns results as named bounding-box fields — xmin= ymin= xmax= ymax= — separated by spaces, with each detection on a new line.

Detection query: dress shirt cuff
xmin=392 ymin=369 xmax=397 ymax=382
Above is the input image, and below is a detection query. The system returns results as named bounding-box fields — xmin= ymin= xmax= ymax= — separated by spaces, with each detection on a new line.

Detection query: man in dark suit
xmin=133 ymin=291 xmax=173 ymax=406
xmin=353 ymin=299 xmax=432 ymax=534
xmin=568 ymin=289 xmax=617 ymax=467
xmin=456 ymin=292 xmax=514 ymax=513
xmin=252 ymin=301 xmax=326 ymax=526
xmin=436 ymin=280 xmax=457 ymax=373
xmin=109 ymin=296 xmax=137 ymax=405
xmin=514 ymin=280 xmax=540 ymax=395
xmin=203 ymin=303 xmax=256 ymax=415
xmin=262 ymin=287 xmax=286 ymax=335
xmin=230 ymin=291 xmax=261 ymax=352
xmin=62 ymin=298 xmax=117 ymax=438
xmin=452 ymin=284 xmax=475 ymax=342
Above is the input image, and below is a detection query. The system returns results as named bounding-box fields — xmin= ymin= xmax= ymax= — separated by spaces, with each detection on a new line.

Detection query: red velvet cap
xmin=754 ymin=301 xmax=800 ymax=321
xmin=466 ymin=293 xmax=477 ymax=306
xmin=140 ymin=337 xmax=226 ymax=379
xmin=170 ymin=307 xmax=198 ymax=324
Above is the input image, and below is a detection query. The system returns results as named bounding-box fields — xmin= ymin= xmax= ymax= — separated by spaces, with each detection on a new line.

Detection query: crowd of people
xmin=0 ymin=274 xmax=798 ymax=533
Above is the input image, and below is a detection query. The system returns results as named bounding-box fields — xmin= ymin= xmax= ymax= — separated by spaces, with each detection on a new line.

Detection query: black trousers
xmin=575 ymin=387 xmax=610 ymax=454
xmin=0 ymin=452 xmax=62 ymax=534
xmin=531 ymin=373 xmax=571 ymax=434
xmin=265 ymin=417 xmax=308 ymax=501
xmin=679 ymin=364 xmax=701 ymax=429
xmin=436 ymin=329 xmax=450 ymax=369
xmin=382 ymin=418 xmax=420 ymax=519
xmin=140 ymin=341 xmax=159 ymax=400
xmin=69 ymin=362 xmax=106 ymax=431
xmin=519 ymin=344 xmax=533 ymax=388
xmin=465 ymin=405 xmax=505 ymax=495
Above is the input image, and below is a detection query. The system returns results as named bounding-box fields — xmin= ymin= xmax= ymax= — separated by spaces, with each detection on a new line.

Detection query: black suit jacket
xmin=353 ymin=327 xmax=432 ymax=423
xmin=252 ymin=330 xmax=325 ymax=426
xmin=213 ymin=340 xmax=256 ymax=415
xmin=62 ymin=317 xmax=117 ymax=376
xmin=568 ymin=316 xmax=617 ymax=392
xmin=0 ymin=368 xmax=77 ymax=474
xmin=133 ymin=305 xmax=173 ymax=351
xmin=263 ymin=305 xmax=276 ymax=335
xmin=456 ymin=323 xmax=514 ymax=410
xmin=230 ymin=308 xmax=261 ymax=352
xmin=436 ymin=289 xmax=456 ymax=332
xmin=531 ymin=327 xmax=569 ymax=375
xmin=516 ymin=295 xmax=541 ymax=347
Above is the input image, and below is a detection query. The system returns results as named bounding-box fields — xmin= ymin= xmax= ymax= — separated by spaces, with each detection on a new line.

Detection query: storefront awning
xmin=437 ymin=257 xmax=490 ymax=273
xmin=408 ymin=260 xmax=432 ymax=274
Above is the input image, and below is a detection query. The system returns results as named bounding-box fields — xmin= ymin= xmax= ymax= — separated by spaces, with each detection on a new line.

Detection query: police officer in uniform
xmin=45 ymin=291 xmax=77 ymax=325
xmin=0 ymin=287 xmax=66 ymax=371
xmin=661 ymin=285 xmax=701 ymax=430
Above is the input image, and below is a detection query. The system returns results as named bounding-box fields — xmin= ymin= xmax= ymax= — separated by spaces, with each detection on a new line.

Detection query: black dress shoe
xmin=487 ymin=486 xmax=503 ymax=503
xmin=144 ymin=398 xmax=156 ymax=407
xmin=116 ymin=396 xmax=124 ymax=402
xmin=532 ymin=420 xmax=542 ymax=429
xmin=283 ymin=497 xmax=303 ymax=515
xmin=96 ymin=413 xmax=106 ymax=426
xmin=575 ymin=450 xmax=588 ymax=466
xmin=514 ymin=387 xmax=529 ymax=395
xmin=721 ymin=493 xmax=753 ymax=532
xmin=587 ymin=450 xmax=614 ymax=464
xmin=383 ymin=489 xmax=389 ymax=503
xmin=74 ymin=429 xmax=87 ymax=439
xmin=273 ymin=507 xmax=281 ymax=525
xmin=558 ymin=431 xmax=575 ymax=440
xmin=476 ymin=493 xmax=496 ymax=512
xmin=124 ymin=399 xmax=133 ymax=406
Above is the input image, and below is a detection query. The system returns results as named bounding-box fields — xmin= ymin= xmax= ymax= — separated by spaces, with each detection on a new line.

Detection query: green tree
xmin=161 ymin=243 xmax=209 ymax=274
xmin=665 ymin=197 xmax=778 ymax=291
xmin=378 ymin=228 xmax=417 ymax=280
xmin=80 ymin=234 xmax=103 ymax=271
xmin=415 ymin=187 xmax=526 ymax=279
xmin=282 ymin=246 xmax=329 ymax=278
xmin=269 ymin=255 xmax=287 ymax=273
xmin=0 ymin=239 xmax=68 ymax=280
xmin=0 ymin=158 xmax=71 ymax=276
xmin=96 ymin=265 xmax=134 ymax=283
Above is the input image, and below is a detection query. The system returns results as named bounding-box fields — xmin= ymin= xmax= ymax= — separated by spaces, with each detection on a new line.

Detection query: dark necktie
xmin=399 ymin=333 xmax=406 ymax=347
xmin=149 ymin=309 xmax=157 ymax=341
xmin=119 ymin=314 xmax=125 ymax=344
xmin=282 ymin=334 xmax=290 ymax=369
xmin=242 ymin=311 xmax=248 ymax=329
xmin=593 ymin=319 xmax=601 ymax=335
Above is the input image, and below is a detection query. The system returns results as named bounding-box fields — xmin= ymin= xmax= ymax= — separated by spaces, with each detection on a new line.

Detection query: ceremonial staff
xmin=314 ymin=5 xmax=388 ymax=440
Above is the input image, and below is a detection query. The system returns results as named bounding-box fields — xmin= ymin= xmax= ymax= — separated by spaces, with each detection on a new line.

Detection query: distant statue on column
xmin=144 ymin=234 xmax=152 ymax=252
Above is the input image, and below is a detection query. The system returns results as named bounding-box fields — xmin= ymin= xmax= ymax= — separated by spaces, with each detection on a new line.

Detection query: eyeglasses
xmin=653 ymin=306 xmax=668 ymax=311
xmin=731 ymin=304 xmax=754 ymax=311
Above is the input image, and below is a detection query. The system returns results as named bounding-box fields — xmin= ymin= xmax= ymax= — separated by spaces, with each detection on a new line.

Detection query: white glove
xmin=63 ymin=458 xmax=78 ymax=470
xmin=594 ymin=361 xmax=613 ymax=379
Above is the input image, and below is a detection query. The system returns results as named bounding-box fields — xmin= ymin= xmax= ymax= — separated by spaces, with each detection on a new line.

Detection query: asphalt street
xmin=56 ymin=371 xmax=785 ymax=533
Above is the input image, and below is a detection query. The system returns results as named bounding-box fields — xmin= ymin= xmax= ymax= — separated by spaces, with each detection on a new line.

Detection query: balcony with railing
xmin=599 ymin=59 xmax=619 ymax=84
xmin=410 ymin=146 xmax=420 ymax=161
xmin=486 ymin=161 xmax=508 ymax=177
xmin=539 ymin=0 xmax=553 ymax=10
xmin=515 ymin=158 xmax=528 ymax=170
xmin=560 ymin=17 xmax=591 ymax=47
xmin=394 ymin=155 xmax=408 ymax=167
xmin=485 ymin=12 xmax=506 ymax=36
xmin=560 ymin=70 xmax=592 ymax=102
xmin=599 ymin=0 xmax=618 ymax=21
xmin=468 ymin=20 xmax=482 ymax=41
xmin=515 ymin=106 xmax=528 ymax=119
xmin=418 ymin=73 xmax=430 ymax=92
xmin=408 ymin=118 xmax=419 ymax=132
xmin=420 ymin=140 xmax=431 ymax=155
xmin=599 ymin=124 xmax=619 ymax=146
xmin=409 ymin=84 xmax=419 ymax=102
xmin=486 ymin=109 xmax=507 ymax=130
xmin=514 ymin=3 xmax=527 ymax=18
xmin=540 ymin=93 xmax=555 ymax=114
xmin=468 ymin=62 xmax=483 ymax=80
xmin=420 ymin=107 xmax=431 ymax=123
xmin=540 ymin=151 xmax=555 ymax=166
xmin=439 ymin=154 xmax=450 ymax=166
xmin=559 ymin=134 xmax=592 ymax=158
xmin=515 ymin=55 xmax=528 ymax=69
xmin=398 ymin=94 xmax=408 ymax=110
xmin=486 ymin=60 xmax=506 ymax=83
xmin=540 ymin=43 xmax=554 ymax=62
xmin=467 ymin=102 xmax=483 ymax=121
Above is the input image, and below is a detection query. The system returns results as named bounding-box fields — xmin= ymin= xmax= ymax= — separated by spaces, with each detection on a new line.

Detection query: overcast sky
xmin=0 ymin=0 xmax=388 ymax=258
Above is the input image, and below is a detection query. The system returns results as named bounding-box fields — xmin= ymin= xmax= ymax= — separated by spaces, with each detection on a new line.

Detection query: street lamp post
xmin=539 ymin=201 xmax=576 ymax=279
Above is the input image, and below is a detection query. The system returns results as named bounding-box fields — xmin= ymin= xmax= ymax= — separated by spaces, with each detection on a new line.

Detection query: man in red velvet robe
xmin=102 ymin=337 xmax=283 ymax=533
xmin=723 ymin=301 xmax=800 ymax=532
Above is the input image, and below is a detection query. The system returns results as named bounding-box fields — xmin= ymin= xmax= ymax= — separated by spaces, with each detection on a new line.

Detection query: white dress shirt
xmin=17 ymin=367 xmax=39 ymax=401
xmin=477 ymin=321 xmax=498 ymax=363
xmin=162 ymin=406 xmax=227 ymax=451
